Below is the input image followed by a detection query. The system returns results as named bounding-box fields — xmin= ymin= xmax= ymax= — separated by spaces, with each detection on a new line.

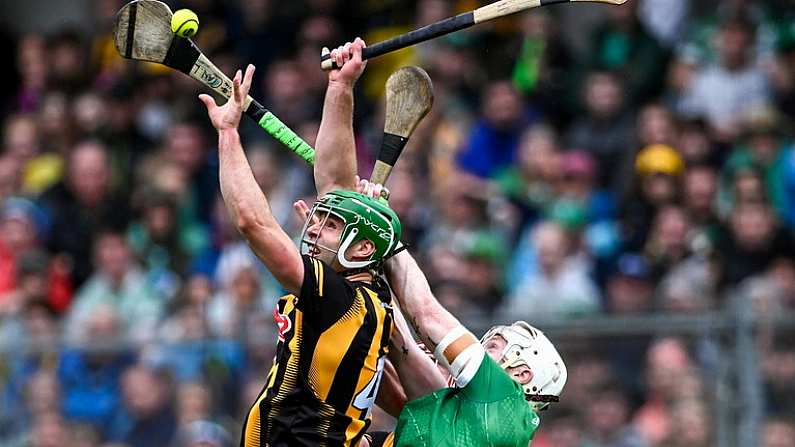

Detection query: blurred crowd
xmin=1 ymin=0 xmax=795 ymax=446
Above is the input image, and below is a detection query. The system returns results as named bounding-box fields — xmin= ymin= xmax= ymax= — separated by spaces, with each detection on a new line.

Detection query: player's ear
xmin=350 ymin=239 xmax=376 ymax=260
xmin=513 ymin=366 xmax=534 ymax=385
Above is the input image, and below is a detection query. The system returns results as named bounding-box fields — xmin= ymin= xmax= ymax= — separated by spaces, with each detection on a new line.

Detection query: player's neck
xmin=345 ymin=271 xmax=373 ymax=283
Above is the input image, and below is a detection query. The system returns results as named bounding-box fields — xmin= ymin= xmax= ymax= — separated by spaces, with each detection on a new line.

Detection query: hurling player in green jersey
xmin=353 ymin=178 xmax=567 ymax=447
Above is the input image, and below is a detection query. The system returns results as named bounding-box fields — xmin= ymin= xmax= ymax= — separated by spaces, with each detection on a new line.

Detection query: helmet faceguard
xmin=481 ymin=321 xmax=567 ymax=411
xmin=300 ymin=190 xmax=402 ymax=270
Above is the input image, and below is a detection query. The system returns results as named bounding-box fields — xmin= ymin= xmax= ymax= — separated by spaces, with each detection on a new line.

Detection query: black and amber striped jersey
xmin=242 ymin=255 xmax=393 ymax=447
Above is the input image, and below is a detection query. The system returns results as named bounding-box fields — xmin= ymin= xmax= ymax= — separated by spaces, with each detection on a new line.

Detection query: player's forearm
xmin=386 ymin=251 xmax=460 ymax=350
xmin=218 ymin=128 xmax=278 ymax=233
xmin=389 ymin=303 xmax=447 ymax=399
xmin=315 ymin=81 xmax=358 ymax=195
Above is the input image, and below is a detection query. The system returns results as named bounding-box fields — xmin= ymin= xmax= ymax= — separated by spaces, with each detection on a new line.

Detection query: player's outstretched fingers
xmin=241 ymin=64 xmax=255 ymax=97
xmin=293 ymin=200 xmax=311 ymax=223
xmin=198 ymin=94 xmax=217 ymax=113
xmin=232 ymin=69 xmax=242 ymax=102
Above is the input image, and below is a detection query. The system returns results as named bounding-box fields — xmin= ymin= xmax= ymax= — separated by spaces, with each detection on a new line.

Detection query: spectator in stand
xmin=679 ymin=16 xmax=772 ymax=141
xmin=714 ymin=200 xmax=795 ymax=288
xmin=582 ymin=381 xmax=647 ymax=447
xmin=106 ymin=364 xmax=178 ymax=447
xmin=501 ymin=220 xmax=601 ymax=320
xmin=58 ymin=305 xmax=135 ymax=434
xmin=39 ymin=140 xmax=130 ymax=287
xmin=457 ymin=80 xmax=540 ymax=179
xmin=64 ymin=230 xmax=163 ymax=346
xmin=762 ymin=418 xmax=795 ymax=447
xmin=585 ymin=0 xmax=669 ymax=106
xmin=621 ymin=144 xmax=685 ymax=251
xmin=566 ymin=70 xmax=637 ymax=192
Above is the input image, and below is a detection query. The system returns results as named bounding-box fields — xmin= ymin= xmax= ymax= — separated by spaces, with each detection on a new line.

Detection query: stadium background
xmin=2 ymin=0 xmax=795 ymax=446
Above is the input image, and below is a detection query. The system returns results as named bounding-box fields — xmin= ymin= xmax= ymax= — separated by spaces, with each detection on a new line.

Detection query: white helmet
xmin=480 ymin=321 xmax=567 ymax=411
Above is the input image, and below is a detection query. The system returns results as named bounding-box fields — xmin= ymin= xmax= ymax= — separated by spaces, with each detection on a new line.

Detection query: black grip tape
xmin=244 ymin=99 xmax=268 ymax=121
xmin=379 ymin=133 xmax=408 ymax=165
xmin=163 ymin=37 xmax=202 ymax=75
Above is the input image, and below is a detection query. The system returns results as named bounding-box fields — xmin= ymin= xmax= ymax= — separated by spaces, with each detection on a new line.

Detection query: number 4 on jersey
xmin=353 ymin=356 xmax=385 ymax=417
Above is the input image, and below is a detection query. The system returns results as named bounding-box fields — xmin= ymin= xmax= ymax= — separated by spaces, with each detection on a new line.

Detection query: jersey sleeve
xmin=460 ymin=354 xmax=523 ymax=402
xmin=297 ymin=255 xmax=357 ymax=328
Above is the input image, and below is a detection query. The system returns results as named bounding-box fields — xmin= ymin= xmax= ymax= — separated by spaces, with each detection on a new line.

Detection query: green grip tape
xmin=259 ymin=112 xmax=316 ymax=165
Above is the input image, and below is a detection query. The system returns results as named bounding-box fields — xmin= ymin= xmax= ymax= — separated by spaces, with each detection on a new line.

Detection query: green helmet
xmin=301 ymin=190 xmax=402 ymax=269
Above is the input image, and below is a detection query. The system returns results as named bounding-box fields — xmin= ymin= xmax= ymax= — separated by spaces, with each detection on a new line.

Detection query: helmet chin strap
xmin=336 ymin=228 xmax=376 ymax=269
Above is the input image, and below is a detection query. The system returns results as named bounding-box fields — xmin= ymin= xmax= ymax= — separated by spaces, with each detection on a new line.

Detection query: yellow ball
xmin=171 ymin=9 xmax=199 ymax=38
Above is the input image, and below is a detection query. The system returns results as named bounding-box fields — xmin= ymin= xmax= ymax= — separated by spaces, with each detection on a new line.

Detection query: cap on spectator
xmin=547 ymin=199 xmax=587 ymax=231
xmin=562 ymin=150 xmax=596 ymax=179
xmin=1 ymin=197 xmax=49 ymax=236
xmin=635 ymin=144 xmax=685 ymax=177
xmin=742 ymin=106 xmax=787 ymax=138
xmin=615 ymin=253 xmax=650 ymax=280
xmin=463 ymin=231 xmax=507 ymax=264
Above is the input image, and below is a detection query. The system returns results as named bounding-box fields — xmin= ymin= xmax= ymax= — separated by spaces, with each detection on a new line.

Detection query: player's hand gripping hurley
xmin=321 ymin=0 xmax=629 ymax=69
xmin=114 ymin=0 xmax=315 ymax=164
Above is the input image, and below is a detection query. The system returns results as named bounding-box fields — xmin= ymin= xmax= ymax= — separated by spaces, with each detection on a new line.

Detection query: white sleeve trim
xmin=450 ymin=343 xmax=485 ymax=387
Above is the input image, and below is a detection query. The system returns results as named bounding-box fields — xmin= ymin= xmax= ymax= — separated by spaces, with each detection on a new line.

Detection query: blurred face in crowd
xmin=670 ymin=399 xmax=711 ymax=447
xmin=177 ymin=382 xmax=212 ymax=425
xmin=144 ymin=202 xmax=176 ymax=240
xmin=0 ymin=156 xmax=20 ymax=200
xmin=482 ymin=81 xmax=524 ymax=130
xmin=763 ymin=420 xmax=795 ymax=447
xmin=683 ymin=166 xmax=717 ymax=217
xmin=3 ymin=114 xmax=39 ymax=162
xmin=122 ymin=366 xmax=168 ymax=418
xmin=730 ymin=202 xmax=775 ymax=250
xmin=73 ymin=92 xmax=107 ymax=135
xmin=24 ymin=303 xmax=59 ymax=349
xmin=747 ymin=131 xmax=780 ymax=166
xmin=517 ymin=124 xmax=561 ymax=180
xmin=0 ymin=211 xmax=36 ymax=251
xmin=649 ymin=206 xmax=691 ymax=258
xmin=230 ymin=266 xmax=260 ymax=305
xmin=716 ymin=21 xmax=754 ymax=70
xmin=533 ymin=223 xmax=569 ymax=276
xmin=94 ymin=233 xmax=131 ymax=280
xmin=732 ymin=169 xmax=766 ymax=204
xmin=678 ymin=121 xmax=712 ymax=163
xmin=68 ymin=141 xmax=111 ymax=206
xmin=248 ymin=145 xmax=279 ymax=194
xmin=29 ymin=412 xmax=70 ymax=447
xmin=584 ymin=72 xmax=623 ymax=120
xmin=266 ymin=62 xmax=305 ymax=105
xmin=638 ymin=104 xmax=677 ymax=147
xmin=50 ymin=34 xmax=85 ymax=83
xmin=641 ymin=173 xmax=678 ymax=205
xmin=586 ymin=388 xmax=629 ymax=438
xmin=25 ymin=371 xmax=61 ymax=417
xmin=17 ymin=35 xmax=48 ymax=90
xmin=541 ymin=414 xmax=582 ymax=447
xmin=167 ymin=123 xmax=206 ymax=174
xmin=646 ymin=338 xmax=691 ymax=398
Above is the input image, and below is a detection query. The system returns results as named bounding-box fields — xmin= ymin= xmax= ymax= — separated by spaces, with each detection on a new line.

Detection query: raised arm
xmin=387 ymin=301 xmax=447 ymax=400
xmin=314 ymin=38 xmax=367 ymax=196
xmin=200 ymin=65 xmax=303 ymax=294
xmin=385 ymin=251 xmax=461 ymax=350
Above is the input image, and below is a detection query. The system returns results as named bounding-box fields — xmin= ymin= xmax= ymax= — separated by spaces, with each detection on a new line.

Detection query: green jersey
xmin=393 ymin=355 xmax=540 ymax=447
